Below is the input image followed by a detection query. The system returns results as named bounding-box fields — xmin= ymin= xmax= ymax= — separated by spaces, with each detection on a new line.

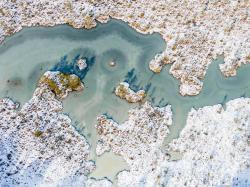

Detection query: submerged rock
xmin=115 ymin=82 xmax=146 ymax=103
xmin=39 ymin=71 xmax=84 ymax=99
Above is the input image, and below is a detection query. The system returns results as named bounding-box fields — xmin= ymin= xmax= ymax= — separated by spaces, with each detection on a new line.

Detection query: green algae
xmin=39 ymin=75 xmax=62 ymax=96
xmin=34 ymin=130 xmax=43 ymax=137
xmin=39 ymin=72 xmax=83 ymax=98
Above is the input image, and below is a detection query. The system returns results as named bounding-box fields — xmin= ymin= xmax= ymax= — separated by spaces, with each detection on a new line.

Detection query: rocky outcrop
xmin=39 ymin=71 xmax=84 ymax=99
xmin=115 ymin=82 xmax=146 ymax=103
xmin=77 ymin=58 xmax=87 ymax=70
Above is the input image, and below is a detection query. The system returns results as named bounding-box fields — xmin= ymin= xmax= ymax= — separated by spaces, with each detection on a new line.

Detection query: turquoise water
xmin=0 ymin=19 xmax=250 ymax=181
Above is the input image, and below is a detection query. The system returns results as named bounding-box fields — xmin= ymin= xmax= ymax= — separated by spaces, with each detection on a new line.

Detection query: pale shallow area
xmin=0 ymin=19 xmax=250 ymax=184
xmin=89 ymin=152 xmax=128 ymax=183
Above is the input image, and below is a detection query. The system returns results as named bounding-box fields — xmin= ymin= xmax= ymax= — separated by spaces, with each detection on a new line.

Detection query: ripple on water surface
xmin=1 ymin=19 xmax=250 ymax=182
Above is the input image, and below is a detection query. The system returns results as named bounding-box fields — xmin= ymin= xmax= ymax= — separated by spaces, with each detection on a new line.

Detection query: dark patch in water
xmin=220 ymin=94 xmax=228 ymax=107
xmin=50 ymin=49 xmax=96 ymax=80
xmin=144 ymin=83 xmax=152 ymax=93
xmin=124 ymin=70 xmax=162 ymax=105
xmin=7 ymin=78 xmax=22 ymax=87
xmin=124 ymin=68 xmax=145 ymax=92
xmin=123 ymin=69 xmax=155 ymax=97
xmin=241 ymin=93 xmax=246 ymax=97
xmin=147 ymin=86 xmax=169 ymax=107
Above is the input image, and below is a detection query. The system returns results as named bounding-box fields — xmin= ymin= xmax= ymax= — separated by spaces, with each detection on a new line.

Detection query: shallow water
xmin=0 ymin=19 xmax=250 ymax=182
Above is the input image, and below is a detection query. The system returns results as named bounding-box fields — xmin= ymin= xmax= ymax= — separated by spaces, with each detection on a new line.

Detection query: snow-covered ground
xmin=163 ymin=98 xmax=250 ymax=187
xmin=95 ymin=98 xmax=250 ymax=187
